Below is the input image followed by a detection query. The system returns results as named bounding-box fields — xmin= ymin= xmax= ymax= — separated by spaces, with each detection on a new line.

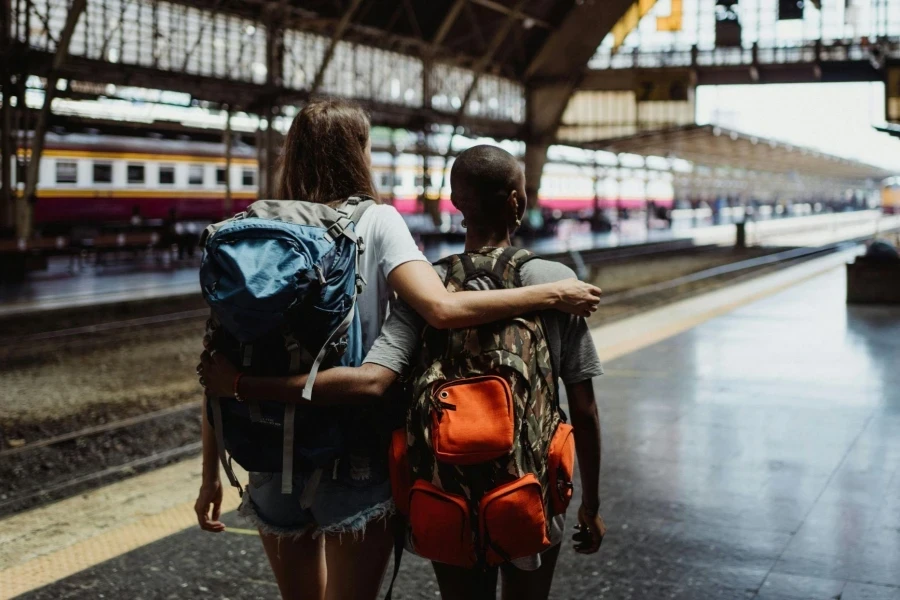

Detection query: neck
xmin=464 ymin=227 xmax=510 ymax=252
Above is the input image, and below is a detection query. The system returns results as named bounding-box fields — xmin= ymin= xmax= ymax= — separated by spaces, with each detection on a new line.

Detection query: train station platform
xmin=2 ymin=251 xmax=898 ymax=600
xmin=2 ymin=210 xmax=896 ymax=319
xmin=0 ymin=223 xmax=676 ymax=318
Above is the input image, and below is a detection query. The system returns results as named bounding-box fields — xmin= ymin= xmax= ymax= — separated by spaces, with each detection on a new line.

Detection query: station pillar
xmin=0 ymin=0 xmax=12 ymax=233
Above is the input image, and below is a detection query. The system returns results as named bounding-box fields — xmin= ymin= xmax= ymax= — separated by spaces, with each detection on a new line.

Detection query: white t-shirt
xmin=353 ymin=204 xmax=429 ymax=354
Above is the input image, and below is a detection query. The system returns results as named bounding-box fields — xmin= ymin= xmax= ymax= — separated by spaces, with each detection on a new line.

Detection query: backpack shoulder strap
xmin=337 ymin=195 xmax=376 ymax=225
xmin=489 ymin=247 xmax=536 ymax=287
xmin=510 ymin=249 xmax=539 ymax=288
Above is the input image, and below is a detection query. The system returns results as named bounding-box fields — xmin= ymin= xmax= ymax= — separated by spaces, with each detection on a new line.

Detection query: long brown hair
xmin=275 ymin=99 xmax=379 ymax=204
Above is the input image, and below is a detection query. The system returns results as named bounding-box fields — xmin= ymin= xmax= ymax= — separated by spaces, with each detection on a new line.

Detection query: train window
xmin=55 ymin=161 xmax=77 ymax=184
xmin=380 ymin=173 xmax=392 ymax=188
xmin=188 ymin=165 xmax=204 ymax=186
xmin=127 ymin=164 xmax=145 ymax=184
xmin=92 ymin=162 xmax=113 ymax=184
xmin=216 ymin=167 xmax=227 ymax=185
xmin=159 ymin=165 xmax=175 ymax=185
xmin=242 ymin=168 xmax=256 ymax=187
xmin=414 ymin=175 xmax=425 ymax=187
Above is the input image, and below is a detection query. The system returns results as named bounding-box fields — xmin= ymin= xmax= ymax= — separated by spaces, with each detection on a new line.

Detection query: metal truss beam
xmin=309 ymin=0 xmax=364 ymax=95
xmin=469 ymin=0 xmax=552 ymax=30
xmin=18 ymin=48 xmax=522 ymax=141
xmin=431 ymin=0 xmax=467 ymax=49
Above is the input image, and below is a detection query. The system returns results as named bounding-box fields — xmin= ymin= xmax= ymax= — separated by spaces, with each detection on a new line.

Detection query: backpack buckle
xmin=330 ymin=338 xmax=348 ymax=359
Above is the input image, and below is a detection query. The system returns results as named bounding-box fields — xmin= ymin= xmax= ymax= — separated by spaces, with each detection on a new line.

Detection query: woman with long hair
xmin=194 ymin=99 xmax=601 ymax=600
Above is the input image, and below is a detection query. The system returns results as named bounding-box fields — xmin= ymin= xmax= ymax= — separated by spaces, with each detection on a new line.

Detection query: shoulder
xmin=518 ymin=257 xmax=576 ymax=286
xmin=357 ymin=203 xmax=404 ymax=229
xmin=356 ymin=204 xmax=413 ymax=244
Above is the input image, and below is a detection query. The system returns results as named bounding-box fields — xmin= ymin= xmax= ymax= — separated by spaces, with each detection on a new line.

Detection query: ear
xmin=507 ymin=189 xmax=519 ymax=220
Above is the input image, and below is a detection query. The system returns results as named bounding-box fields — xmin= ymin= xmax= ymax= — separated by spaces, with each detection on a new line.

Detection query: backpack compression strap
xmin=300 ymin=196 xmax=374 ymax=401
xmin=289 ymin=197 xmax=374 ymax=493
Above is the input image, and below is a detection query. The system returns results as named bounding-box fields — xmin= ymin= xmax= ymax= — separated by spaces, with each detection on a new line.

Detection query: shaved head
xmin=450 ymin=145 xmax=526 ymax=232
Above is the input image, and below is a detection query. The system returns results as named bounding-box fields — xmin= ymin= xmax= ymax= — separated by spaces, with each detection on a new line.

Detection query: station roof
xmin=190 ymin=0 xmax=570 ymax=80
xmin=579 ymin=124 xmax=894 ymax=182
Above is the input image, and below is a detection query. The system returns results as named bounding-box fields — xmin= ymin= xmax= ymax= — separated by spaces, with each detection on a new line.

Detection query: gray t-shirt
xmin=364 ymin=257 xmax=604 ymax=385
xmin=364 ymin=255 xmax=603 ymax=571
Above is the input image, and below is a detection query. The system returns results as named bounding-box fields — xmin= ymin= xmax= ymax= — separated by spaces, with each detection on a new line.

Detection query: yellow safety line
xmin=0 ymin=493 xmax=242 ymax=600
xmin=0 ymin=252 xmax=856 ymax=599
xmin=225 ymin=527 xmax=262 ymax=536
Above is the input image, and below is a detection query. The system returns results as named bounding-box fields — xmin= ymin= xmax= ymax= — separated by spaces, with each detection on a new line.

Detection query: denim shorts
xmin=239 ymin=449 xmax=394 ymax=539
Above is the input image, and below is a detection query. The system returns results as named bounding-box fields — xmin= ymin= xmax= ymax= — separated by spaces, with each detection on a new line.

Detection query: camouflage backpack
xmin=388 ymin=247 xmax=577 ymax=569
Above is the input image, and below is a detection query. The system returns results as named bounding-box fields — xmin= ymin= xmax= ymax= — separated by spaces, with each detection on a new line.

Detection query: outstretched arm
xmin=566 ymin=378 xmax=606 ymax=554
xmin=388 ymin=260 xmax=601 ymax=330
xmin=199 ymin=340 xmax=399 ymax=405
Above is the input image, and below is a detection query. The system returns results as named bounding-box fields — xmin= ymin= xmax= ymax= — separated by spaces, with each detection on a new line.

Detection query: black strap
xmin=459 ymin=253 xmax=478 ymax=280
xmin=383 ymin=519 xmax=405 ymax=600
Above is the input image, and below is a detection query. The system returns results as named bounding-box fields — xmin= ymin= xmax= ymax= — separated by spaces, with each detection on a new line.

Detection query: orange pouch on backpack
xmin=431 ymin=376 xmax=514 ymax=465
xmin=479 ymin=474 xmax=550 ymax=566
xmin=409 ymin=480 xmax=477 ymax=568
xmin=547 ymin=423 xmax=575 ymax=515
xmin=388 ymin=428 xmax=411 ymax=516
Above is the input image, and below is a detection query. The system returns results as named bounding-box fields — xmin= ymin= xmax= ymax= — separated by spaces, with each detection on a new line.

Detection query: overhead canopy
xmin=577 ymin=124 xmax=894 ymax=182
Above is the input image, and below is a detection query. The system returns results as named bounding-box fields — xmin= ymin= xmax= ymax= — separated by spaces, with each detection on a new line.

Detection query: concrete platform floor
xmin=3 ymin=264 xmax=900 ymax=600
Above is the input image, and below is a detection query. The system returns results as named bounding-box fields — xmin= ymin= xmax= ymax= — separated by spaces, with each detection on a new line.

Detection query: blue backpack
xmin=199 ymin=196 xmax=374 ymax=495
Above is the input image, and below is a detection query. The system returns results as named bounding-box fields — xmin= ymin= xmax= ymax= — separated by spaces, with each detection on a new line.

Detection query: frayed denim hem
xmin=319 ymin=498 xmax=395 ymax=541
xmin=238 ymin=495 xmax=395 ymax=541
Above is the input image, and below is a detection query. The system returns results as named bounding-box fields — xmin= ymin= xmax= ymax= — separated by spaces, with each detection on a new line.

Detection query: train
xmin=8 ymin=133 xmax=675 ymax=232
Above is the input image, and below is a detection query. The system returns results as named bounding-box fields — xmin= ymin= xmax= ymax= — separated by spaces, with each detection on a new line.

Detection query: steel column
xmin=223 ymin=107 xmax=233 ymax=216
xmin=19 ymin=0 xmax=87 ymax=240
xmin=1 ymin=0 xmax=12 ymax=231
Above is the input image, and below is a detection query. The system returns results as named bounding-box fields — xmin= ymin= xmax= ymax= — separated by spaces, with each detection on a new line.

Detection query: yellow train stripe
xmin=32 ymin=189 xmax=257 ymax=199
xmin=18 ymin=149 xmax=258 ymax=166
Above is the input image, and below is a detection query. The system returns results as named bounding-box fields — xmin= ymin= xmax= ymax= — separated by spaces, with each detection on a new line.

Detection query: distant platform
xmin=2 ymin=253 xmax=899 ymax=600
xmin=1 ymin=211 xmax=896 ymax=319
xmin=0 ymin=221 xmax=678 ymax=318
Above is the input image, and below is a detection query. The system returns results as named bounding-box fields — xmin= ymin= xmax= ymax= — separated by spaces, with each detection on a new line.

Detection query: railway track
xmin=0 ymin=238 xmax=866 ymax=516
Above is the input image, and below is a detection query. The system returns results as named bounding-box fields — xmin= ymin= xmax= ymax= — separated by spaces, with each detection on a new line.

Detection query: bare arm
xmin=199 ymin=343 xmax=399 ymax=406
xmin=566 ymin=378 xmax=606 ymax=554
xmin=567 ymin=378 xmax=601 ymax=513
xmin=237 ymin=363 xmax=397 ymax=405
xmin=388 ymin=260 xmax=601 ymax=330
xmin=195 ymin=394 xmax=225 ymax=532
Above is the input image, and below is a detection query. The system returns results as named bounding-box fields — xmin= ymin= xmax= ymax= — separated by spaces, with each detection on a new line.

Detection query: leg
xmin=323 ymin=518 xmax=395 ymax=600
xmin=499 ymin=544 xmax=562 ymax=600
xmin=258 ymin=531 xmax=326 ymax=600
xmin=432 ymin=562 xmax=499 ymax=600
